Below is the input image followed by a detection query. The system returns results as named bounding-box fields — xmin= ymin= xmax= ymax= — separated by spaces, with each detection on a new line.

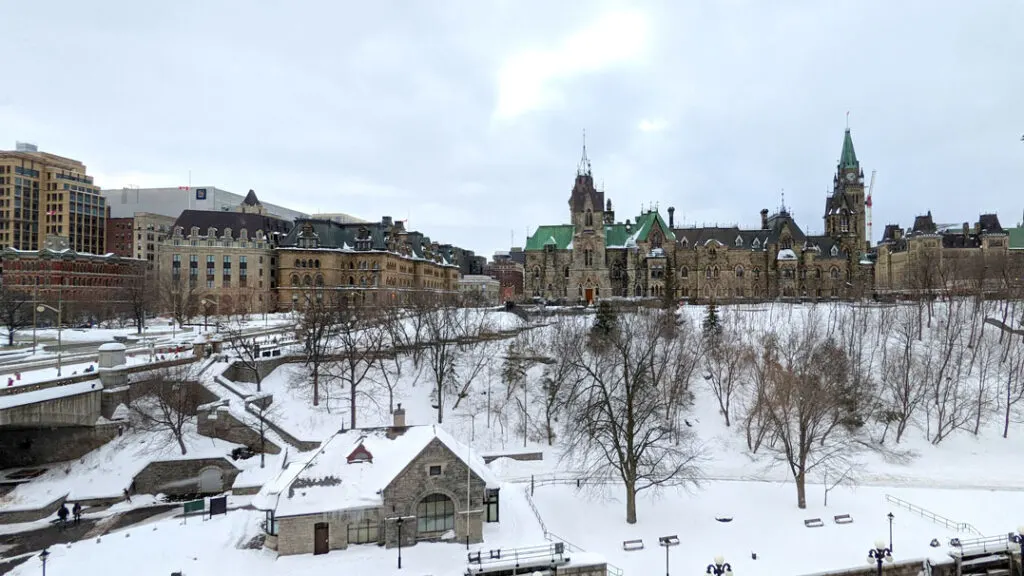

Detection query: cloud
xmin=493 ymin=9 xmax=649 ymax=120
xmin=637 ymin=118 xmax=667 ymax=133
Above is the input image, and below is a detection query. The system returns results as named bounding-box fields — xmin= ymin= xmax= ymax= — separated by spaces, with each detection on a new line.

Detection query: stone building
xmin=105 ymin=212 xmax=177 ymax=269
xmin=874 ymin=212 xmax=1024 ymax=295
xmin=524 ymin=129 xmax=871 ymax=303
xmin=155 ymin=192 xmax=291 ymax=316
xmin=486 ymin=253 xmax=525 ymax=303
xmin=276 ymin=216 xmax=460 ymax=309
xmin=257 ymin=409 xmax=500 ymax=556
xmin=457 ymin=274 xmax=501 ymax=305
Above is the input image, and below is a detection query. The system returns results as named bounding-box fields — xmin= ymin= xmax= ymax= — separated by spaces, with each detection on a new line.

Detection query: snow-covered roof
xmin=265 ymin=425 xmax=498 ymax=518
xmin=98 ymin=343 xmax=126 ymax=352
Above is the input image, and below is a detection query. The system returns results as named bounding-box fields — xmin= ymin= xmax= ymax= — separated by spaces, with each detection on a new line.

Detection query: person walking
xmin=57 ymin=504 xmax=69 ymax=531
xmin=72 ymin=502 xmax=82 ymax=525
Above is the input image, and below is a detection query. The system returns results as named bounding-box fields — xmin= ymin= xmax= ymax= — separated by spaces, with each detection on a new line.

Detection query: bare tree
xmin=0 ymin=284 xmax=31 ymax=346
xmin=297 ymin=288 xmax=341 ymax=407
xmin=324 ymin=302 xmax=389 ymax=429
xmin=562 ymin=309 xmax=704 ymax=524
xmin=422 ymin=307 xmax=493 ymax=423
xmin=1000 ymin=335 xmax=1024 ymax=438
xmin=703 ymin=320 xmax=748 ymax=427
xmin=162 ymin=277 xmax=202 ymax=328
xmin=128 ymin=365 xmax=200 ymax=455
xmin=750 ymin=315 xmax=868 ymax=509
xmin=124 ymin=273 xmax=157 ymax=335
xmin=877 ymin=306 xmax=927 ymax=444
xmin=923 ymin=299 xmax=973 ymax=444
xmin=536 ymin=321 xmax=582 ymax=445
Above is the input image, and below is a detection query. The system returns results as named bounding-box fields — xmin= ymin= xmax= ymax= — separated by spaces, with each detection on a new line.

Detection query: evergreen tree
xmin=592 ymin=301 xmax=619 ymax=339
xmin=703 ymin=301 xmax=721 ymax=341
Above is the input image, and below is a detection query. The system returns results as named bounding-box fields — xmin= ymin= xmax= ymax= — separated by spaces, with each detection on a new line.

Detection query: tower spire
xmin=577 ymin=129 xmax=591 ymax=176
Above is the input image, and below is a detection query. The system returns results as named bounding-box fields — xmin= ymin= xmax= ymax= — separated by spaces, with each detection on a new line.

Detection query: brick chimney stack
xmin=393 ymin=403 xmax=406 ymax=428
xmin=668 ymin=206 xmax=675 ymax=228
xmin=761 ymin=209 xmax=769 ymax=230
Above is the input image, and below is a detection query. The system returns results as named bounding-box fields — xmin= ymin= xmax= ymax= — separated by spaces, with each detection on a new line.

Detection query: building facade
xmin=155 ymin=192 xmax=290 ymax=316
xmin=457 ymin=274 xmax=501 ymax=305
xmin=0 ymin=235 xmax=146 ymax=320
xmin=106 ymin=217 xmax=134 ymax=257
xmin=0 ymin=142 xmax=106 ymax=254
xmin=276 ymin=217 xmax=460 ymax=309
xmin=486 ymin=253 xmax=525 ymax=303
xmin=524 ymin=130 xmax=872 ymax=303
xmin=874 ymin=213 xmax=1024 ymax=295
xmin=102 ymin=185 xmax=307 ymax=221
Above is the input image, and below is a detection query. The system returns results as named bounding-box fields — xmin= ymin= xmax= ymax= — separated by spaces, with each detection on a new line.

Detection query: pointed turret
xmin=839 ymin=128 xmax=858 ymax=169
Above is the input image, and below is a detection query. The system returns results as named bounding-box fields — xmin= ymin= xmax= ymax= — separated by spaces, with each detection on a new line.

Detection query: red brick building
xmin=106 ymin=217 xmax=134 ymax=257
xmin=0 ymin=236 xmax=147 ymax=321
xmin=485 ymin=256 xmax=524 ymax=303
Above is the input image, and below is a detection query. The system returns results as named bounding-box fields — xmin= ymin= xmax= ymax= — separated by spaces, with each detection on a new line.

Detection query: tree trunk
xmin=625 ymin=481 xmax=638 ymax=524
xmin=796 ymin=471 xmax=807 ymax=509
xmin=350 ymin=381 xmax=358 ymax=430
xmin=313 ymin=366 xmax=320 ymax=407
xmin=436 ymin=382 xmax=443 ymax=424
xmin=1005 ymin=385 xmax=1012 ymax=439
xmin=176 ymin=434 xmax=187 ymax=456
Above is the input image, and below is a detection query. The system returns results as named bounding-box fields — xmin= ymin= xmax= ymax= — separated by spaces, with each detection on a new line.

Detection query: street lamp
xmin=867 ymin=540 xmax=893 ymax=576
xmin=658 ymin=535 xmax=679 ymax=576
xmin=39 ymin=548 xmax=50 ymax=576
xmin=201 ymin=298 xmax=216 ymax=332
xmin=1009 ymin=527 xmax=1024 ymax=571
xmin=36 ymin=303 xmax=62 ymax=377
xmin=386 ymin=514 xmax=414 ymax=569
xmin=706 ymin=555 xmax=733 ymax=575
xmin=887 ymin=512 xmax=894 ymax=551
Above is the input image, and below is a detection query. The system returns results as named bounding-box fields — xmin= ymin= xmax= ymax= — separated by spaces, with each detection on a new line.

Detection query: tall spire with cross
xmin=577 ymin=129 xmax=592 ymax=176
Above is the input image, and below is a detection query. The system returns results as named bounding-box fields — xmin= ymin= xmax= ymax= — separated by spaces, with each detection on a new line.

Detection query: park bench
xmin=834 ymin=514 xmax=853 ymax=525
xmin=804 ymin=518 xmax=825 ymax=528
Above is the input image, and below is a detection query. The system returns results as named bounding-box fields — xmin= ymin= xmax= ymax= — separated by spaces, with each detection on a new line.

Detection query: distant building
xmin=256 ymin=409 xmax=500 ymax=556
xmin=0 ymin=142 xmax=106 ymax=254
xmin=458 ymin=274 xmax=501 ymax=305
xmin=309 ymin=212 xmax=368 ymax=225
xmin=486 ymin=253 xmax=524 ymax=303
xmin=276 ymin=216 xmax=460 ymax=309
xmin=105 ymin=212 xmax=177 ymax=268
xmin=102 ymin=185 xmax=307 ymax=222
xmin=155 ymin=191 xmax=291 ymax=316
xmin=0 ymin=235 xmax=146 ymax=321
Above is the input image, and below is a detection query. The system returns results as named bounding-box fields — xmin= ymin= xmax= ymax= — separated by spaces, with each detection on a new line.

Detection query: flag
xmin=178 ymin=185 xmax=190 ymax=191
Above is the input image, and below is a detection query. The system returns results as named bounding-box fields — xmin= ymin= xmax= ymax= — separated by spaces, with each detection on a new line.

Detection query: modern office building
xmin=102 ymin=186 xmax=307 ymax=222
xmin=0 ymin=142 xmax=106 ymax=254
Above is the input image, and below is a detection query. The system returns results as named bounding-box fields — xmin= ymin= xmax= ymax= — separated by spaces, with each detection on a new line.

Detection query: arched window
xmin=314 ymin=259 xmax=320 ymax=268
xmin=680 ymin=267 xmax=688 ymax=278
xmin=735 ymin=266 xmax=744 ymax=278
xmin=830 ymin=267 xmax=840 ymax=280
xmin=713 ymin=267 xmax=720 ymax=279
xmin=533 ymin=267 xmax=540 ymax=280
xmin=564 ymin=266 xmax=570 ymax=278
xmin=315 ymin=275 xmax=324 ymax=286
xmin=840 ymin=211 xmax=849 ymax=233
xmin=303 ymin=275 xmax=312 ymax=286
xmin=348 ymin=262 xmax=355 ymax=270
xmin=349 ymin=276 xmax=355 ymax=285
xmin=815 ymin=268 xmax=822 ymax=279
xmin=585 ymin=209 xmax=593 ymax=227
xmin=753 ymin=268 xmax=761 ymax=279
xmin=295 ymin=259 xmax=301 ymax=268
xmin=417 ymin=494 xmax=455 ymax=534
xmin=705 ymin=267 xmax=712 ymax=279
xmin=291 ymin=274 xmax=300 ymax=286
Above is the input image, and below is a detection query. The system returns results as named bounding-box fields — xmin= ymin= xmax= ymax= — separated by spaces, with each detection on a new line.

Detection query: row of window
xmin=536 ymin=265 xmax=845 ymax=281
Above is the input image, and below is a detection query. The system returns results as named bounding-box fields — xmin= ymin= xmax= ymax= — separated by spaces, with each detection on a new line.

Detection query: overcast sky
xmin=3 ymin=1 xmax=1022 ymax=257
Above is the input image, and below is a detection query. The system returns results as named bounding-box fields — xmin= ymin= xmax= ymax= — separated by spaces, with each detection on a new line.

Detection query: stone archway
xmin=198 ymin=466 xmax=224 ymax=493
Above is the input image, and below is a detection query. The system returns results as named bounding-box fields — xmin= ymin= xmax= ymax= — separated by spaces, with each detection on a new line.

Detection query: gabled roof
xmin=765 ymin=210 xmax=807 ymax=244
xmin=524 ymin=225 xmax=574 ymax=251
xmin=629 ymin=211 xmax=677 ymax=243
xmin=804 ymin=235 xmax=848 ymax=259
xmin=242 ymin=189 xmax=260 ymax=206
xmin=1008 ymin=227 xmax=1024 ymax=249
xmin=911 ymin=212 xmax=937 ymax=235
xmin=265 ymin=425 xmax=499 ymax=518
xmin=673 ymin=227 xmax=768 ymax=250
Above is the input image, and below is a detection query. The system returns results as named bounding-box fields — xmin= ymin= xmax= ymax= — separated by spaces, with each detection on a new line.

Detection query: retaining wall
xmin=0 ymin=421 xmax=122 ymax=468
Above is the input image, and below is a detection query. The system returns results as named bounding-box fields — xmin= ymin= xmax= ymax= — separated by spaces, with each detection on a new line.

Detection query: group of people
xmin=56 ymin=502 xmax=83 ymax=529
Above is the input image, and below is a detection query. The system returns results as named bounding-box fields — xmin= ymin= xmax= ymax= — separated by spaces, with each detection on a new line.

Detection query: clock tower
xmin=824 ymin=128 xmax=868 ymax=253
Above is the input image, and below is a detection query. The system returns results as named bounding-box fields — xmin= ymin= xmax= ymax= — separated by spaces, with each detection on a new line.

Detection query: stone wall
xmin=197 ymin=403 xmax=282 ymax=454
xmin=132 ymin=457 xmax=239 ymax=496
xmin=558 ymin=562 xmax=609 ymax=576
xmin=0 ymin=495 xmax=66 ymax=524
xmin=0 ymin=387 xmax=102 ymax=427
xmin=382 ymin=436 xmax=488 ymax=548
xmin=802 ymin=558 xmax=955 ymax=576
xmin=0 ymin=421 xmax=122 ymax=468
xmin=221 ymin=356 xmax=295 ymax=384
xmin=276 ymin=507 xmax=381 ymax=556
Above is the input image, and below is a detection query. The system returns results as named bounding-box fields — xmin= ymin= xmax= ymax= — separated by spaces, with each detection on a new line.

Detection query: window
xmin=585 ymin=209 xmax=593 ymax=227
xmin=564 ymin=266 xmax=570 ymax=278
xmin=485 ymin=488 xmax=500 ymax=523
xmin=830 ymin=267 xmax=840 ymax=280
xmin=680 ymin=267 xmax=688 ymax=279
xmin=416 ymin=493 xmax=455 ymax=534
xmin=735 ymin=266 xmax=744 ymax=278
xmin=264 ymin=510 xmax=278 ymax=535
xmin=347 ymin=518 xmax=379 ymax=545
xmin=429 ymin=465 xmax=442 ymax=476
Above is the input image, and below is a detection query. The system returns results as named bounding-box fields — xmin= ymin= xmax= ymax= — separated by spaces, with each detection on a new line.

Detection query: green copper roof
xmin=1008 ymin=226 xmax=1024 ymax=250
xmin=630 ymin=211 xmax=677 ymax=243
xmin=524 ymin=225 xmax=574 ymax=251
xmin=840 ymin=128 xmax=858 ymax=169
xmin=605 ymin=224 xmax=628 ymax=247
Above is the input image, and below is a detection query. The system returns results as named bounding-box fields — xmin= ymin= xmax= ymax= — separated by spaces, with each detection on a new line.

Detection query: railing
xmin=523 ymin=486 xmax=625 ymax=576
xmin=949 ymin=534 xmax=1015 ymax=556
xmin=466 ymin=543 xmax=568 ymax=574
xmin=884 ymin=494 xmax=981 ymax=535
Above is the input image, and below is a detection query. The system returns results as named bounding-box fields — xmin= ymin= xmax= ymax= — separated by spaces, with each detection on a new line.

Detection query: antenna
xmin=577 ymin=129 xmax=591 ymax=175
xmin=845 ymin=111 xmax=850 ymax=130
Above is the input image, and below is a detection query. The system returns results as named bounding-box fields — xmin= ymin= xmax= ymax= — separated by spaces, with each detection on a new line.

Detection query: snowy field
xmin=4 ymin=302 xmax=1024 ymax=576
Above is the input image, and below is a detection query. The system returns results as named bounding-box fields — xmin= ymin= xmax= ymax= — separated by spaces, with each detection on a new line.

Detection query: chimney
xmin=393 ymin=403 xmax=406 ymax=428
xmin=382 ymin=216 xmax=393 ymax=227
xmin=973 ymin=221 xmax=981 ymax=235
xmin=963 ymin=222 xmax=969 ymax=237
xmin=760 ymin=209 xmax=769 ymax=230
xmin=668 ymin=206 xmax=675 ymax=228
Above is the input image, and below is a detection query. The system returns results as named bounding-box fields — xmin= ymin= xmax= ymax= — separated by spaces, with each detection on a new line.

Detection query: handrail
xmin=523 ymin=487 xmax=625 ymax=576
xmin=884 ymin=494 xmax=981 ymax=536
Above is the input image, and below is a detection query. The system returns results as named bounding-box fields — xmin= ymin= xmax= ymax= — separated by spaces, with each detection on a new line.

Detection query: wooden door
xmin=314 ymin=522 xmax=329 ymax=555
xmin=584 ymin=288 xmax=594 ymax=304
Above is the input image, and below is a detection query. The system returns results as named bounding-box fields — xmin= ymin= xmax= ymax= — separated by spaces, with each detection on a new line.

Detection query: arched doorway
xmin=417 ymin=493 xmax=455 ymax=535
xmin=198 ymin=467 xmax=223 ymax=493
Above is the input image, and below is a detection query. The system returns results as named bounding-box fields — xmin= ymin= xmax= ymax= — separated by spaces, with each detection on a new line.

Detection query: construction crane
xmin=866 ymin=170 xmax=876 ymax=247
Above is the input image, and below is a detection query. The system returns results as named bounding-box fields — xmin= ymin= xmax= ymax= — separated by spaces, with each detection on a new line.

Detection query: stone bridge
xmin=0 ymin=380 xmax=103 ymax=428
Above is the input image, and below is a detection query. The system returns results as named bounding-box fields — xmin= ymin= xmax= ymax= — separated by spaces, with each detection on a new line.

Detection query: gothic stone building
xmin=258 ymin=413 xmax=500 ymax=556
xmin=524 ymin=129 xmax=873 ymax=303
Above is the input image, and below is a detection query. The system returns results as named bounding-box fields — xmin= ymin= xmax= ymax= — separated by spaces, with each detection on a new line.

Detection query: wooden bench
xmin=622 ymin=539 xmax=645 ymax=551
xmin=804 ymin=518 xmax=825 ymax=528
xmin=833 ymin=514 xmax=853 ymax=525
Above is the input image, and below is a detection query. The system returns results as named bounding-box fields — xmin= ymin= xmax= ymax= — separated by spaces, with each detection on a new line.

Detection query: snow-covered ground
xmin=4 ymin=303 xmax=1024 ymax=576
xmin=1 ymin=354 xmax=157 ymax=389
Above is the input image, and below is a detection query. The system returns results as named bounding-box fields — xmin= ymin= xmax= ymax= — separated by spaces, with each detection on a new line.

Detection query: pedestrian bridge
xmin=0 ymin=380 xmax=102 ymax=428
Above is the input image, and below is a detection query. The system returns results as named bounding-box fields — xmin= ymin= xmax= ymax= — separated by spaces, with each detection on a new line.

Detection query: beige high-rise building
xmin=0 ymin=142 xmax=106 ymax=253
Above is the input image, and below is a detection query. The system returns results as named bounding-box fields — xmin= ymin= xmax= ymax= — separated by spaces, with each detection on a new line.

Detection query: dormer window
xmin=752 ymin=238 xmax=760 ymax=249
xmin=735 ymin=236 xmax=743 ymax=247
xmin=830 ymin=245 xmax=839 ymax=257
xmin=347 ymin=444 xmax=373 ymax=464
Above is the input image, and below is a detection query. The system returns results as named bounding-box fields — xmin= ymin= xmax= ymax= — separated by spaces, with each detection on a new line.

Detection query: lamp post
xmin=201 ymin=298 xmax=217 ymax=333
xmin=36 ymin=302 xmax=62 ymax=377
xmin=706 ymin=555 xmax=733 ymax=576
xmin=1009 ymin=527 xmax=1024 ymax=575
xmin=39 ymin=548 xmax=49 ymax=576
xmin=867 ymin=540 xmax=893 ymax=576
xmin=396 ymin=516 xmax=404 ymax=569
xmin=658 ymin=535 xmax=679 ymax=576
xmin=887 ymin=512 xmax=894 ymax=551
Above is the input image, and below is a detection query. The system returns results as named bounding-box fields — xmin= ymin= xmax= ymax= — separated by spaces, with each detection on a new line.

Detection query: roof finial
xmin=577 ymin=129 xmax=591 ymax=176
xmin=845 ymin=111 xmax=850 ymax=131
xmin=780 ymin=188 xmax=786 ymax=213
